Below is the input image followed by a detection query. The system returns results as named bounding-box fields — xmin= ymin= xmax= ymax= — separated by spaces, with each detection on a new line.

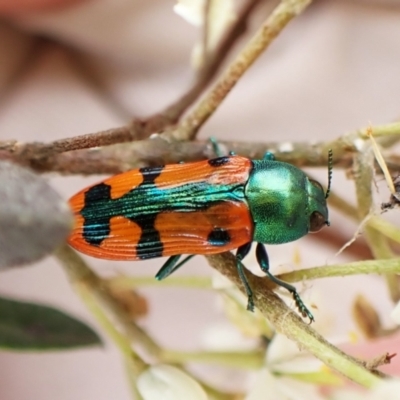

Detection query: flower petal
xmin=331 ymin=379 xmax=400 ymax=400
xmin=174 ymin=0 xmax=204 ymax=26
xmin=390 ymin=301 xmax=400 ymax=325
xmin=246 ymin=369 xmax=325 ymax=400
xmin=201 ymin=322 xmax=257 ymax=351
xmin=137 ymin=364 xmax=208 ymax=400
xmin=368 ymin=379 xmax=400 ymax=399
xmin=245 ymin=369 xmax=279 ymax=400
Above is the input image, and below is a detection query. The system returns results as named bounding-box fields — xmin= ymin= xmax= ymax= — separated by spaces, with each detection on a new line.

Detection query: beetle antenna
xmin=325 ymin=149 xmax=333 ymax=199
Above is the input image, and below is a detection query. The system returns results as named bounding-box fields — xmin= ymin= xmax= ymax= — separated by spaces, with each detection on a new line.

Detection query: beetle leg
xmin=210 ymin=137 xmax=236 ymax=157
xmin=209 ymin=137 xmax=223 ymax=157
xmin=263 ymin=152 xmax=275 ymax=161
xmin=236 ymin=242 xmax=254 ymax=312
xmin=255 ymin=243 xmax=314 ymax=323
xmin=155 ymin=255 xmax=195 ymax=280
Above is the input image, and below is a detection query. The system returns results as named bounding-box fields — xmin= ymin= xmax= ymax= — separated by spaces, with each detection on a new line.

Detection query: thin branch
xmin=279 ymin=258 xmax=400 ymax=283
xmin=353 ymin=147 xmax=400 ymax=302
xmin=55 ymin=245 xmax=243 ymax=400
xmin=3 ymin=138 xmax=348 ymax=174
xmin=14 ymin=124 xmax=142 ymax=158
xmin=168 ymin=0 xmax=315 ymax=141
xmin=206 ymin=252 xmax=382 ymax=387
xmin=4 ymin=119 xmax=400 ymax=175
xmin=0 ymin=0 xmax=266 ymax=162
xmin=14 ymin=0 xmax=264 ymax=157
xmin=55 ymin=244 xmax=163 ymax=359
xmin=156 ymin=0 xmax=264 ymax=127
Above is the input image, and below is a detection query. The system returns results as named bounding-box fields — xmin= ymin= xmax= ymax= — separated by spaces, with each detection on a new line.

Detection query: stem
xmin=358 ymin=122 xmax=400 ymax=139
xmin=5 ymin=117 xmax=400 ymax=174
xmin=161 ymin=349 xmax=264 ymax=370
xmin=124 ymin=357 xmax=145 ymax=400
xmin=76 ymin=280 xmax=132 ymax=357
xmin=54 ymin=244 xmax=162 ymax=358
xmin=55 ymin=246 xmax=149 ymax=399
xmin=55 ymin=245 xmax=238 ymax=399
xmin=107 ymin=275 xmax=212 ymax=290
xmin=279 ymin=258 xmax=400 ymax=283
xmin=368 ymin=217 xmax=400 ymax=245
xmin=170 ymin=0 xmax=315 ymax=140
xmin=207 ymin=253 xmax=381 ymax=388
xmin=353 ymin=148 xmax=400 ymax=302
xmin=328 ymin=191 xmax=400 ymax=247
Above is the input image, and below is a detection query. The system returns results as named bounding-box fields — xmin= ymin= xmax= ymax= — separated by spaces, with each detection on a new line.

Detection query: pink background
xmin=0 ymin=0 xmax=400 ymax=398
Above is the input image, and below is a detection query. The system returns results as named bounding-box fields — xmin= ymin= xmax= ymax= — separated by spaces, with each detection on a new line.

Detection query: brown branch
xmin=0 ymin=0 xmax=265 ymax=161
xmin=4 ymin=118 xmax=400 ymax=177
xmin=154 ymin=0 xmax=265 ymax=128
xmin=4 ymin=130 xmax=400 ymax=177
xmin=168 ymin=0 xmax=315 ymax=141
xmin=206 ymin=252 xmax=382 ymax=386
xmin=43 ymin=124 xmax=141 ymax=154
xmin=1 ymin=1 xmax=324 ymax=163
xmin=46 ymin=0 xmax=265 ymax=155
xmin=2 ymin=138 xmax=353 ymax=175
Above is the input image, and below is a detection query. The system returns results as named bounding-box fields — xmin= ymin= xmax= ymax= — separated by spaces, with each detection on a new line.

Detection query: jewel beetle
xmin=67 ymin=142 xmax=332 ymax=322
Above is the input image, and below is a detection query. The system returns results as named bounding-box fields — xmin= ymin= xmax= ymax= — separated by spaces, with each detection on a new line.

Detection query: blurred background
xmin=1 ymin=0 xmax=400 ymax=398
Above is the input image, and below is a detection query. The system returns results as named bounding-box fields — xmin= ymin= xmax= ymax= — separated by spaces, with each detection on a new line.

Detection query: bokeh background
xmin=1 ymin=0 xmax=400 ymax=398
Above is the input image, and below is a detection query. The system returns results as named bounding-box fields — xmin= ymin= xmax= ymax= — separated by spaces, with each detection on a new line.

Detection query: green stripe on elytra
xmin=80 ymin=158 xmax=246 ymax=258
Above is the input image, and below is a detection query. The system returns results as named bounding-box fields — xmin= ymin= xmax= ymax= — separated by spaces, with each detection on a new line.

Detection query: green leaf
xmin=0 ymin=296 xmax=102 ymax=350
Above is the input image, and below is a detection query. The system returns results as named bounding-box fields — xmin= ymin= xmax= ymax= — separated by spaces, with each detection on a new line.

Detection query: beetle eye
xmin=309 ymin=211 xmax=326 ymax=232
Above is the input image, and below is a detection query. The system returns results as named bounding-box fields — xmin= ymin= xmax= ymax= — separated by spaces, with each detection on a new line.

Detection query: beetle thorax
xmin=245 ymin=160 xmax=312 ymax=245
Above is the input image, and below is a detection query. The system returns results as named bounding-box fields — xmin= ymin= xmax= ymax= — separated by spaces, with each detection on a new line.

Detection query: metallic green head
xmin=245 ymin=158 xmax=329 ymax=245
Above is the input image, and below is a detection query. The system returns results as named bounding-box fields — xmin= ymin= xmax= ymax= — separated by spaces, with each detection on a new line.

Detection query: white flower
xmin=202 ymin=321 xmax=258 ymax=352
xmin=331 ymin=379 xmax=400 ymax=400
xmin=390 ymin=300 xmax=400 ymax=325
xmin=174 ymin=0 xmax=204 ymax=26
xmin=266 ymin=334 xmax=324 ymax=374
xmin=246 ymin=369 xmax=324 ymax=400
xmin=364 ymin=379 xmax=400 ymax=399
xmin=137 ymin=364 xmax=208 ymax=400
xmin=245 ymin=332 xmax=341 ymax=400
xmin=245 ymin=287 xmax=345 ymax=399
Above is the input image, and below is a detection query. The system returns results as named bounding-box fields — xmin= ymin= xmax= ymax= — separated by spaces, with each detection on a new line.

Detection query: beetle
xmin=67 ymin=142 xmax=331 ymax=322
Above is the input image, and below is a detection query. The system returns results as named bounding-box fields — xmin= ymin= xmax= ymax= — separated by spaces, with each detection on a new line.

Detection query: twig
xmin=55 ymin=245 xmax=241 ymax=399
xmin=279 ymin=258 xmax=400 ymax=283
xmin=168 ymin=0 xmax=315 ymax=141
xmin=206 ymin=252 xmax=382 ymax=387
xmin=3 ymin=138 xmax=346 ymax=174
xmin=4 ymin=120 xmax=400 ymax=175
xmin=353 ymin=147 xmax=400 ymax=302
xmin=14 ymin=0 xmax=264 ymax=157
xmin=55 ymin=244 xmax=163 ymax=359
xmin=156 ymin=0 xmax=264 ymax=129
